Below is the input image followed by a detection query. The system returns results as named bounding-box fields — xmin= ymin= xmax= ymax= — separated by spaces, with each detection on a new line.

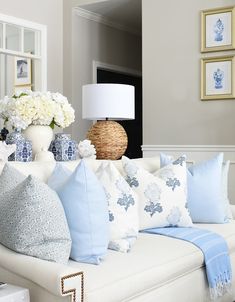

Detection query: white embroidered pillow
xmin=96 ymin=162 xmax=139 ymax=252
xmin=122 ymin=156 xmax=192 ymax=230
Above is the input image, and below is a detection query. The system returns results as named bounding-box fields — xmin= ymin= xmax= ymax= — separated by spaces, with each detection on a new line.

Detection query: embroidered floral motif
xmin=117 ymin=193 xmax=135 ymax=211
xmin=173 ymin=156 xmax=186 ymax=166
xmin=109 ymin=211 xmax=114 ymax=222
xmin=124 ymin=161 xmax=138 ymax=177
xmin=126 ymin=175 xmax=139 ymax=187
xmin=115 ymin=178 xmax=135 ymax=211
xmin=144 ymin=201 xmax=163 ymax=217
xmin=123 ymin=161 xmax=139 ymax=187
xmin=166 ymin=177 xmax=180 ymax=191
xmin=144 ymin=183 xmax=163 ymax=217
xmin=144 ymin=183 xmax=161 ymax=202
xmin=167 ymin=207 xmax=182 ymax=226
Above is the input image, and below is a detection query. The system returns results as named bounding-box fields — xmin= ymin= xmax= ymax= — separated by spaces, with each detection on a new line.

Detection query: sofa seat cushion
xmin=68 ymin=221 xmax=235 ymax=302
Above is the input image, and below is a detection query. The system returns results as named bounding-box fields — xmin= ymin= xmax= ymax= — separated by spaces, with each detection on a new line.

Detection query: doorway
xmin=96 ymin=67 xmax=142 ymax=159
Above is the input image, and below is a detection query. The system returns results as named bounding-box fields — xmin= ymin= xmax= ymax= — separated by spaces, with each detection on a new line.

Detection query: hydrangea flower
xmin=0 ymin=91 xmax=75 ymax=130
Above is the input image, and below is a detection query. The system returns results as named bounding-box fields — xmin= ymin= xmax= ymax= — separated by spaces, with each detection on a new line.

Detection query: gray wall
xmin=69 ymin=10 xmax=142 ymax=141
xmin=63 ymin=0 xmax=114 ymax=121
xmin=142 ymin=0 xmax=235 ymax=146
xmin=0 ymin=0 xmax=63 ymax=93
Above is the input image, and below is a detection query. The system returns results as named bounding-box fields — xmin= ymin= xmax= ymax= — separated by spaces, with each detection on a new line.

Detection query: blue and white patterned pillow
xmin=0 ymin=175 xmax=71 ymax=264
xmin=96 ymin=162 xmax=139 ymax=252
xmin=0 ymin=164 xmax=25 ymax=194
xmin=160 ymin=153 xmax=231 ymax=223
xmin=122 ymin=156 xmax=192 ymax=230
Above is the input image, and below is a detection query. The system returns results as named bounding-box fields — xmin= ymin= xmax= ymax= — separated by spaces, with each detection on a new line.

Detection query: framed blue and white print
xmin=201 ymin=6 xmax=235 ymax=52
xmin=201 ymin=56 xmax=235 ymax=100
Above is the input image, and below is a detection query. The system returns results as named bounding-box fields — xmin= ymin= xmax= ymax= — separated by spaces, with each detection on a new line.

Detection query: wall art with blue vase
xmin=49 ymin=134 xmax=77 ymax=161
xmin=6 ymin=130 xmax=33 ymax=162
xmin=201 ymin=56 xmax=235 ymax=100
xmin=201 ymin=6 xmax=235 ymax=52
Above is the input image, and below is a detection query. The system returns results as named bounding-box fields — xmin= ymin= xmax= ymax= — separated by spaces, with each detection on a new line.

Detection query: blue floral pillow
xmin=122 ymin=156 xmax=192 ymax=230
xmin=96 ymin=162 xmax=139 ymax=253
xmin=160 ymin=153 xmax=230 ymax=223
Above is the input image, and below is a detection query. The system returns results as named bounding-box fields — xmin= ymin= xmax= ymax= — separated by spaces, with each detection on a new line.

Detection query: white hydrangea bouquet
xmin=0 ymin=90 xmax=75 ymax=130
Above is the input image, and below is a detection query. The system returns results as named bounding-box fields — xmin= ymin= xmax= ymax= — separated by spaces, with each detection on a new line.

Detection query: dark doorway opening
xmin=97 ymin=68 xmax=142 ymax=159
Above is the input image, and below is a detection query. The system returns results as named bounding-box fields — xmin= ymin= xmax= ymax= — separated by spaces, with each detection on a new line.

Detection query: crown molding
xmin=73 ymin=7 xmax=141 ymax=37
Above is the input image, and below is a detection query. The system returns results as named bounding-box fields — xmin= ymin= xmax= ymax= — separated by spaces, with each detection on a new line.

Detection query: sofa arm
xmin=0 ymin=244 xmax=83 ymax=302
xmin=231 ymin=205 xmax=235 ymax=219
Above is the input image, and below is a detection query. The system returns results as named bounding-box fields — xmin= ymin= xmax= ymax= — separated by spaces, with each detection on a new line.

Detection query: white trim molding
xmin=142 ymin=145 xmax=235 ymax=153
xmin=73 ymin=7 xmax=141 ymax=36
xmin=0 ymin=13 xmax=47 ymax=91
xmin=142 ymin=144 xmax=235 ymax=162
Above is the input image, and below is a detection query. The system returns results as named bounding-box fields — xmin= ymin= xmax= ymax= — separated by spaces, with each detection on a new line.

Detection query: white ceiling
xmin=79 ymin=0 xmax=142 ymax=34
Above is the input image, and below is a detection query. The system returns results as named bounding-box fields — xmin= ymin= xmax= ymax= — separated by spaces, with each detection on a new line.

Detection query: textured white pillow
xmin=96 ymin=162 xmax=139 ymax=252
xmin=122 ymin=156 xmax=193 ymax=230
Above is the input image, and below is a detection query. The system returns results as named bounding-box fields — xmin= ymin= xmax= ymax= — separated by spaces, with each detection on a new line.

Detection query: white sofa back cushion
xmin=0 ymin=157 xmax=160 ymax=182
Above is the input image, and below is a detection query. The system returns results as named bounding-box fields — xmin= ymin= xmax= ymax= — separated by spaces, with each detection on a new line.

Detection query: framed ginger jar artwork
xmin=201 ymin=56 xmax=235 ymax=100
xmin=201 ymin=6 xmax=235 ymax=52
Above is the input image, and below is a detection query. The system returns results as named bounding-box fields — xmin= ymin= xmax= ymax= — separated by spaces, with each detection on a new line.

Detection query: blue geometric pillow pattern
xmin=96 ymin=162 xmax=139 ymax=253
xmin=122 ymin=156 xmax=193 ymax=230
xmin=160 ymin=153 xmax=229 ymax=223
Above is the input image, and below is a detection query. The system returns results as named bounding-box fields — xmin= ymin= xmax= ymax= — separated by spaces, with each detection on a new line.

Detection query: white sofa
xmin=0 ymin=158 xmax=235 ymax=302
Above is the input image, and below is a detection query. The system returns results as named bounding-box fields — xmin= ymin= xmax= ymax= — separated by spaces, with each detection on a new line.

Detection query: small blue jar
xmin=6 ymin=130 xmax=33 ymax=162
xmin=49 ymin=133 xmax=77 ymax=161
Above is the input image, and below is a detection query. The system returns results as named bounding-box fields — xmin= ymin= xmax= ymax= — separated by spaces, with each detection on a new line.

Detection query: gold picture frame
xmin=201 ymin=56 xmax=235 ymax=100
xmin=201 ymin=6 xmax=235 ymax=52
xmin=14 ymin=56 xmax=32 ymax=86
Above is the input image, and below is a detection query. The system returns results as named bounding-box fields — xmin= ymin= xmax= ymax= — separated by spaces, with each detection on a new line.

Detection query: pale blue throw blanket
xmin=143 ymin=227 xmax=232 ymax=300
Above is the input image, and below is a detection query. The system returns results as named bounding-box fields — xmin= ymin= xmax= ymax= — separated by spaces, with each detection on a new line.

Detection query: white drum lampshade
xmin=82 ymin=84 xmax=135 ymax=160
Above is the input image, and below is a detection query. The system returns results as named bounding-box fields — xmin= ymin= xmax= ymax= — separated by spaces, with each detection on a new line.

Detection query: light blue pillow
xmin=160 ymin=153 xmax=226 ymax=223
xmin=49 ymin=160 xmax=109 ymax=265
xmin=47 ymin=163 xmax=72 ymax=190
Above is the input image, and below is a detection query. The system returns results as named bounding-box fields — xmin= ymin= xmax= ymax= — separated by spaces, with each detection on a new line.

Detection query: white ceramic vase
xmin=23 ymin=125 xmax=54 ymax=158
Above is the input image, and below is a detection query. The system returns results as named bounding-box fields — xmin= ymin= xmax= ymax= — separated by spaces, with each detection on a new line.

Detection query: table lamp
xmin=82 ymin=83 xmax=135 ymax=160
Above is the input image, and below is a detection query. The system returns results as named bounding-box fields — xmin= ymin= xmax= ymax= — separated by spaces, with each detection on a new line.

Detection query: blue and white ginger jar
xmin=49 ymin=134 xmax=77 ymax=161
xmin=6 ymin=130 xmax=33 ymax=162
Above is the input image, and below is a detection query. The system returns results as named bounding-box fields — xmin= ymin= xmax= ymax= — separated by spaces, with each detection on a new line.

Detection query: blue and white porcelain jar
xmin=6 ymin=130 xmax=33 ymax=162
xmin=49 ymin=134 xmax=77 ymax=161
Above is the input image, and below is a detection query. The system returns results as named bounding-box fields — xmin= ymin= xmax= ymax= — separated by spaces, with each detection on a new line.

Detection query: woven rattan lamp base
xmin=87 ymin=120 xmax=128 ymax=160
